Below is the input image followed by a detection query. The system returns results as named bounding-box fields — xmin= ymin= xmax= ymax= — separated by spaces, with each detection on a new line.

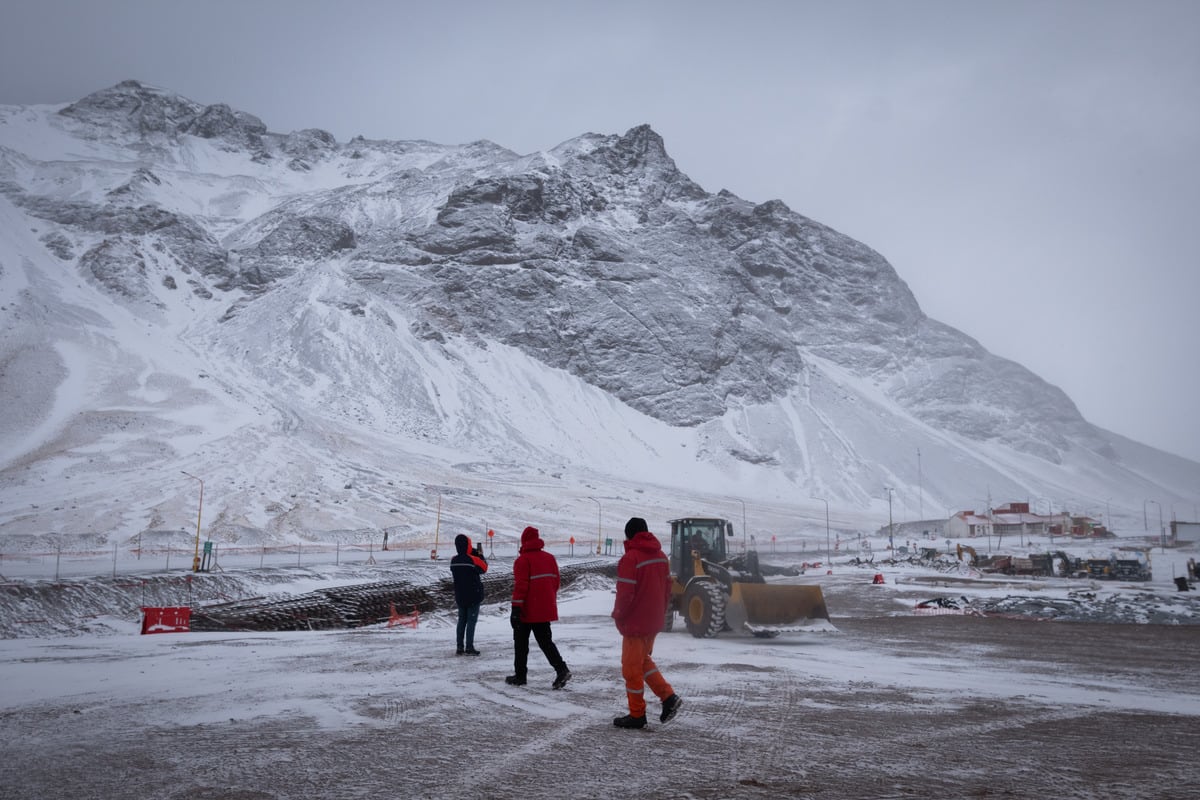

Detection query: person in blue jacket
xmin=451 ymin=533 xmax=488 ymax=655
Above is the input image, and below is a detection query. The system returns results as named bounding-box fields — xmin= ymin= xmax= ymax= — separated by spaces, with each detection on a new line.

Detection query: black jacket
xmin=450 ymin=534 xmax=488 ymax=606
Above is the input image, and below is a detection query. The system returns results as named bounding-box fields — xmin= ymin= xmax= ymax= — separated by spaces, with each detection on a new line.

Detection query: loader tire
xmin=663 ymin=607 xmax=675 ymax=632
xmin=683 ymin=581 xmax=727 ymax=639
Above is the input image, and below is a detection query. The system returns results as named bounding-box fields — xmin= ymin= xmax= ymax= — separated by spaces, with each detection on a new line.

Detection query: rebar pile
xmin=190 ymin=559 xmax=611 ymax=632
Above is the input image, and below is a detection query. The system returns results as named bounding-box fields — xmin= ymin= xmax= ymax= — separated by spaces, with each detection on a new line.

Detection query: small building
xmin=877 ymin=518 xmax=948 ymax=540
xmin=947 ymin=510 xmax=991 ymax=539
xmin=1171 ymin=521 xmax=1200 ymax=545
xmin=948 ymin=502 xmax=1074 ymax=543
xmin=1068 ymin=515 xmax=1105 ymax=538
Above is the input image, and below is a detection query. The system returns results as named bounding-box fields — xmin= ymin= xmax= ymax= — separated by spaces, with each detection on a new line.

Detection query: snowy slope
xmin=0 ymin=80 xmax=1197 ymax=549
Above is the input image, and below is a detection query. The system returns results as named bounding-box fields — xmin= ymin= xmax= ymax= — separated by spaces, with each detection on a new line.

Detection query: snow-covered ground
xmin=1 ymin=539 xmax=1198 ymax=799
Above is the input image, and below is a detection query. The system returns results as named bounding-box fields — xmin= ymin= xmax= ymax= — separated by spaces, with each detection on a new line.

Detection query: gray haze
xmin=2 ymin=0 xmax=1198 ymax=462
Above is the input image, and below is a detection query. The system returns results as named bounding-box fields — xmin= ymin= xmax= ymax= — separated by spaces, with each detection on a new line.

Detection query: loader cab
xmin=669 ymin=517 xmax=733 ymax=581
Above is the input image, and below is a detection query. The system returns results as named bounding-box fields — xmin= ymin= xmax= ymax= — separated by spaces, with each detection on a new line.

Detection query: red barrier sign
xmin=141 ymin=606 xmax=191 ymax=634
xmin=388 ymin=603 xmax=419 ymax=629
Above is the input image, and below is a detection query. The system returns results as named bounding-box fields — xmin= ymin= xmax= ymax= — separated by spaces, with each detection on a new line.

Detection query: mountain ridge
xmin=0 ymin=80 xmax=1195 ymax=547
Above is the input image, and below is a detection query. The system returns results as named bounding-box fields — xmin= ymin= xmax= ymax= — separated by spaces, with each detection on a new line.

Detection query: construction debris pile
xmin=914 ymin=589 xmax=1199 ymax=624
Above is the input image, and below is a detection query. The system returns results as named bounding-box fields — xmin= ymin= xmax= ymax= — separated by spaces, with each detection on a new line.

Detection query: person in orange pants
xmin=611 ymin=517 xmax=681 ymax=729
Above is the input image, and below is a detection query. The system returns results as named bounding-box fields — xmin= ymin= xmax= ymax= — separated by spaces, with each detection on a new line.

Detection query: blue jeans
xmin=456 ymin=603 xmax=480 ymax=650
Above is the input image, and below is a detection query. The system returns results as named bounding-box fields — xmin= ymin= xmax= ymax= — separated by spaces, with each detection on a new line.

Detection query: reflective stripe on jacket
xmin=451 ymin=535 xmax=487 ymax=607
xmin=612 ymin=530 xmax=671 ymax=637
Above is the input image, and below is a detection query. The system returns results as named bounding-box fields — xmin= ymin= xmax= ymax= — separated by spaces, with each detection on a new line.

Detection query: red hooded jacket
xmin=511 ymin=526 xmax=560 ymax=623
xmin=611 ymin=529 xmax=671 ymax=637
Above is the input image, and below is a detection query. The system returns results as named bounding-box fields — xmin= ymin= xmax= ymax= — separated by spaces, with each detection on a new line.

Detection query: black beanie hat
xmin=624 ymin=517 xmax=648 ymax=539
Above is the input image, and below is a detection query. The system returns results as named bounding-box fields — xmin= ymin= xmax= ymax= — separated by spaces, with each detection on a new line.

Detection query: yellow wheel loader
xmin=663 ymin=517 xmax=834 ymax=638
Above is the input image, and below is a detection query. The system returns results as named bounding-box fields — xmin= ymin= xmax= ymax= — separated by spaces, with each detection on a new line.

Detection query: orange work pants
xmin=621 ymin=633 xmax=673 ymax=718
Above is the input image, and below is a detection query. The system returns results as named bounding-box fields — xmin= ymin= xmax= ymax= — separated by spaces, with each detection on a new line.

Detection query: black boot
xmin=660 ymin=694 xmax=682 ymax=723
xmin=552 ymin=666 xmax=572 ymax=690
xmin=505 ymin=674 xmax=527 ymax=686
xmin=613 ymin=713 xmax=647 ymax=729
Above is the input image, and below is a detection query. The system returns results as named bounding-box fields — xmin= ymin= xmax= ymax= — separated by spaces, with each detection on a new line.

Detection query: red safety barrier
xmin=141 ymin=606 xmax=191 ymax=634
xmin=387 ymin=603 xmax=419 ymax=629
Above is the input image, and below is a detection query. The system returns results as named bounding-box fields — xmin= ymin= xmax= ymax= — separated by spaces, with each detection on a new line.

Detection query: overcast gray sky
xmin=3 ymin=0 xmax=1198 ymax=463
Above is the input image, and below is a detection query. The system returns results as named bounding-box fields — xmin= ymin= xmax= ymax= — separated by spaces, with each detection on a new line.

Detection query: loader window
xmin=670 ymin=518 xmax=732 ymax=577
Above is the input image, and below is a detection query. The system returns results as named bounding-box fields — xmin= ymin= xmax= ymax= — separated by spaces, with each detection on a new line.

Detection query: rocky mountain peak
xmin=3 ymin=81 xmax=1195 ymax=545
xmin=181 ymin=102 xmax=267 ymax=148
xmin=550 ymin=125 xmax=663 ymax=172
xmin=602 ymin=124 xmax=671 ymax=170
xmin=59 ymin=79 xmax=202 ymax=134
xmin=58 ymin=80 xmax=267 ymax=149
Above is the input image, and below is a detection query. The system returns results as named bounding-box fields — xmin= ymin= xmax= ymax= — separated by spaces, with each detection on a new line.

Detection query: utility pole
xmin=181 ymin=471 xmax=204 ymax=572
xmin=589 ymin=497 xmax=602 ymax=554
xmin=987 ymin=488 xmax=993 ymax=555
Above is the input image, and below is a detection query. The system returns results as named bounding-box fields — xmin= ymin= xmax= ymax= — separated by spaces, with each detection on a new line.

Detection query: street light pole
xmin=917 ymin=448 xmax=923 ymax=521
xmin=181 ymin=471 xmax=204 ymax=572
xmin=885 ymin=487 xmax=894 ymax=550
xmin=432 ymin=493 xmax=442 ymax=560
xmin=589 ymin=497 xmax=601 ymax=554
xmin=1157 ymin=501 xmax=1164 ymax=552
xmin=740 ymin=499 xmax=746 ymax=550
xmin=1147 ymin=499 xmax=1163 ymax=552
xmin=730 ymin=498 xmax=746 ymax=549
xmin=812 ymin=496 xmax=830 ymax=564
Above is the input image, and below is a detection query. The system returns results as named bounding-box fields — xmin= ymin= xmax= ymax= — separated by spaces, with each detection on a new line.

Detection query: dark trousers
xmin=456 ymin=602 xmax=480 ymax=650
xmin=512 ymin=621 xmax=567 ymax=677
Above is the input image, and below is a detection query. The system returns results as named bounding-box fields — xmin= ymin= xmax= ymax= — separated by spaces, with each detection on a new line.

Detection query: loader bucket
xmin=726 ymin=582 xmax=836 ymax=634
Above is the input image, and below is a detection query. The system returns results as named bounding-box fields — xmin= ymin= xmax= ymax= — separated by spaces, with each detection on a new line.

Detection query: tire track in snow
xmin=451 ymin=678 xmax=603 ymax=796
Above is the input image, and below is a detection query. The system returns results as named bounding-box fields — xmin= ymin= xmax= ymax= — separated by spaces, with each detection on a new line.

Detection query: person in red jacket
xmin=611 ymin=516 xmax=681 ymax=729
xmin=506 ymin=526 xmax=571 ymax=689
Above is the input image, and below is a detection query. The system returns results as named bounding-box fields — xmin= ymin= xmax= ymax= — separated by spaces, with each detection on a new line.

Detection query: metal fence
xmin=0 ymin=527 xmax=864 ymax=583
xmin=0 ymin=535 xmax=626 ymax=582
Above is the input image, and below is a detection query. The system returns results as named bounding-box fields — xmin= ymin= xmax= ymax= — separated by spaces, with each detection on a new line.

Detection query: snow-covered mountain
xmin=1 ymin=80 xmax=1195 ymax=548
